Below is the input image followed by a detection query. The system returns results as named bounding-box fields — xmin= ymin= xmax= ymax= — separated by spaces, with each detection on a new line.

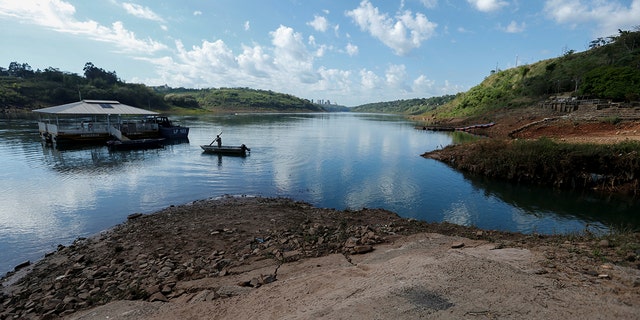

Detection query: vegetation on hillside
xmin=431 ymin=28 xmax=640 ymax=118
xmin=0 ymin=62 xmax=167 ymax=110
xmin=352 ymin=95 xmax=456 ymax=115
xmin=156 ymin=87 xmax=326 ymax=112
xmin=424 ymin=138 xmax=640 ymax=194
xmin=0 ymin=62 xmax=330 ymax=113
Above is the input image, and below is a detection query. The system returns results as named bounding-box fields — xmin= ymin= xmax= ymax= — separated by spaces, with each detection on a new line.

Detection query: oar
xmin=209 ymin=131 xmax=223 ymax=146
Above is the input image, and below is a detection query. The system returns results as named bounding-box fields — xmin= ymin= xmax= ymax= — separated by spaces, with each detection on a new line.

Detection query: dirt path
xmin=2 ymin=197 xmax=638 ymax=319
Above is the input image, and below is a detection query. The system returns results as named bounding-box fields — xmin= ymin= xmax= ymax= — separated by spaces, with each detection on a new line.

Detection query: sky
xmin=1 ymin=1 xmax=639 ymax=106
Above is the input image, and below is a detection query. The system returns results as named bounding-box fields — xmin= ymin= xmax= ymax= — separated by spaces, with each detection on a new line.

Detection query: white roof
xmin=33 ymin=100 xmax=159 ymax=115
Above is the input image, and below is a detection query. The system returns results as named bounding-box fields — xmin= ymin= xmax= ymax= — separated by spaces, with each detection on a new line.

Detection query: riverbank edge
xmin=422 ymin=138 xmax=640 ymax=196
xmin=1 ymin=196 xmax=639 ymax=319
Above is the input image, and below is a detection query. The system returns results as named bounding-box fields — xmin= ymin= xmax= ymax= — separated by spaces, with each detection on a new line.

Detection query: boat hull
xmin=200 ymin=145 xmax=250 ymax=156
xmin=159 ymin=126 xmax=190 ymax=139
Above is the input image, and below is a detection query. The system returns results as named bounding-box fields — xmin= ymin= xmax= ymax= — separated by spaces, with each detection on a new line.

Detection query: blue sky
xmin=1 ymin=1 xmax=639 ymax=106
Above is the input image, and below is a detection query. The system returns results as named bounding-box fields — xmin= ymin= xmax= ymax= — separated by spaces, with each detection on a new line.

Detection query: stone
xmin=14 ymin=260 xmax=31 ymax=271
xmin=249 ymin=277 xmax=261 ymax=287
xmin=451 ymin=242 xmax=465 ymax=249
xmin=161 ymin=284 xmax=173 ymax=294
xmin=599 ymin=239 xmax=610 ymax=248
xmin=190 ymin=290 xmax=218 ymax=303
xmin=352 ymin=245 xmax=373 ymax=254
xmin=127 ymin=213 xmax=143 ymax=220
xmin=344 ymin=237 xmax=359 ymax=248
xmin=216 ymin=285 xmax=253 ymax=297
xmin=63 ymin=296 xmax=79 ymax=304
xmin=261 ymin=274 xmax=276 ymax=285
xmin=148 ymin=292 xmax=168 ymax=302
xmin=282 ymin=249 xmax=301 ymax=261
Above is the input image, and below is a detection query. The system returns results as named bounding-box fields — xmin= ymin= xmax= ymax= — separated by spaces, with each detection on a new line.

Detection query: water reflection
xmin=462 ymin=172 xmax=640 ymax=233
xmin=40 ymin=145 xmax=158 ymax=174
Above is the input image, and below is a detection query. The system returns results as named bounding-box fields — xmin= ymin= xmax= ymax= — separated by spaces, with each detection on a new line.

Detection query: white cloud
xmin=503 ymin=20 xmax=525 ymax=33
xmin=346 ymin=0 xmax=437 ymax=56
xmin=193 ymin=10 xmax=202 ymax=16
xmin=316 ymin=67 xmax=352 ymax=93
xmin=237 ymin=45 xmax=274 ymax=78
xmin=307 ymin=15 xmax=329 ymax=32
xmin=244 ymin=20 xmax=250 ymax=31
xmin=121 ymin=2 xmax=164 ymax=22
xmin=270 ymin=25 xmax=317 ymax=83
xmin=467 ymin=0 xmax=508 ymax=12
xmin=412 ymin=74 xmax=435 ymax=92
xmin=385 ymin=64 xmax=410 ymax=91
xmin=314 ymin=44 xmax=329 ymax=58
xmin=175 ymin=39 xmax=236 ymax=77
xmin=145 ymin=25 xmax=346 ymax=100
xmin=544 ymin=0 xmax=640 ymax=37
xmin=0 ymin=0 xmax=166 ymax=54
xmin=360 ymin=69 xmax=381 ymax=90
xmin=420 ymin=0 xmax=438 ymax=8
xmin=346 ymin=43 xmax=359 ymax=56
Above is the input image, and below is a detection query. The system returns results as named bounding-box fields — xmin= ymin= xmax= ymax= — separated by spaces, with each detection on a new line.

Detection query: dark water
xmin=1 ymin=113 xmax=639 ymax=275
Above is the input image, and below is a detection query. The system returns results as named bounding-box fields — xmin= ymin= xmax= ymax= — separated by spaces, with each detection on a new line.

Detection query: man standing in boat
xmin=211 ymin=133 xmax=222 ymax=147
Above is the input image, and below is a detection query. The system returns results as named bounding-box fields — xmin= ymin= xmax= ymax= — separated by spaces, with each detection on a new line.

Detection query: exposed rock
xmin=352 ymin=245 xmax=374 ymax=254
xmin=451 ymin=242 xmax=465 ymax=249
xmin=128 ymin=213 xmax=144 ymax=220
xmin=149 ymin=292 xmax=168 ymax=302
xmin=13 ymin=261 xmax=30 ymax=272
xmin=2 ymin=196 xmax=637 ymax=319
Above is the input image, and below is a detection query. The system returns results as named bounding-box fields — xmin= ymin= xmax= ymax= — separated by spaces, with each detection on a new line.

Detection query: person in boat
xmin=211 ymin=134 xmax=222 ymax=147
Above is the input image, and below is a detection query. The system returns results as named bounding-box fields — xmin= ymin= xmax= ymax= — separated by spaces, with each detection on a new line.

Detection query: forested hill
xmin=159 ymin=87 xmax=327 ymax=112
xmin=0 ymin=62 xmax=327 ymax=113
xmin=430 ymin=28 xmax=640 ymax=119
xmin=352 ymin=95 xmax=456 ymax=115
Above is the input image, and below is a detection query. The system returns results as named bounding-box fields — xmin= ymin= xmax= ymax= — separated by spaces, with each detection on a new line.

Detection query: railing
xmin=38 ymin=121 xmax=157 ymax=136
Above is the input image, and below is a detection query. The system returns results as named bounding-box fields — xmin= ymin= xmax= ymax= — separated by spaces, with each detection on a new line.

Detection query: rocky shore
xmin=2 ymin=196 xmax=639 ymax=319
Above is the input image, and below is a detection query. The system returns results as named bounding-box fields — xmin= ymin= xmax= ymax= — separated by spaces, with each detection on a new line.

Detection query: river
xmin=1 ymin=112 xmax=639 ymax=275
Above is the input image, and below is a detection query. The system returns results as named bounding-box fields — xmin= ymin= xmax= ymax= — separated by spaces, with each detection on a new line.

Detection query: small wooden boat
xmin=200 ymin=144 xmax=251 ymax=156
xmin=107 ymin=138 xmax=165 ymax=151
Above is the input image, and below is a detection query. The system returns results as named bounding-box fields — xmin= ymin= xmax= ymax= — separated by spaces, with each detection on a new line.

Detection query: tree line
xmin=0 ymin=62 xmax=167 ymax=110
xmin=0 ymin=62 xmax=328 ymax=113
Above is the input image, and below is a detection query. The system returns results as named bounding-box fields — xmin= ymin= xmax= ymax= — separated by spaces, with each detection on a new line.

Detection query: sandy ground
xmin=2 ymin=197 xmax=638 ymax=320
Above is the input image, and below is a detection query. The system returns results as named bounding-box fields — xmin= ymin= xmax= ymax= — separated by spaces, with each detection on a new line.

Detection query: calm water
xmin=1 ymin=113 xmax=639 ymax=275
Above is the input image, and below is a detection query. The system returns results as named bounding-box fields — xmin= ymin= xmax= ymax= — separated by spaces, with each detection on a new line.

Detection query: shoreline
xmin=1 ymin=196 xmax=639 ymax=319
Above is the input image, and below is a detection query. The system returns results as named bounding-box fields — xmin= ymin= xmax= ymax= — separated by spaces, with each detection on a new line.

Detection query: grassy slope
xmin=351 ymin=95 xmax=455 ymax=115
xmin=429 ymin=29 xmax=640 ymax=120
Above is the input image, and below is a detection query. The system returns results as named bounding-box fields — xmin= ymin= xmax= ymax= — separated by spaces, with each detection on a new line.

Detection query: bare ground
xmin=2 ymin=196 xmax=639 ymax=320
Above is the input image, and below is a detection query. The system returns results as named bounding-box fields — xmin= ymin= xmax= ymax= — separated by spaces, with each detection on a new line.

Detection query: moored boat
xmin=150 ymin=116 xmax=190 ymax=139
xmin=34 ymin=100 xmax=160 ymax=147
